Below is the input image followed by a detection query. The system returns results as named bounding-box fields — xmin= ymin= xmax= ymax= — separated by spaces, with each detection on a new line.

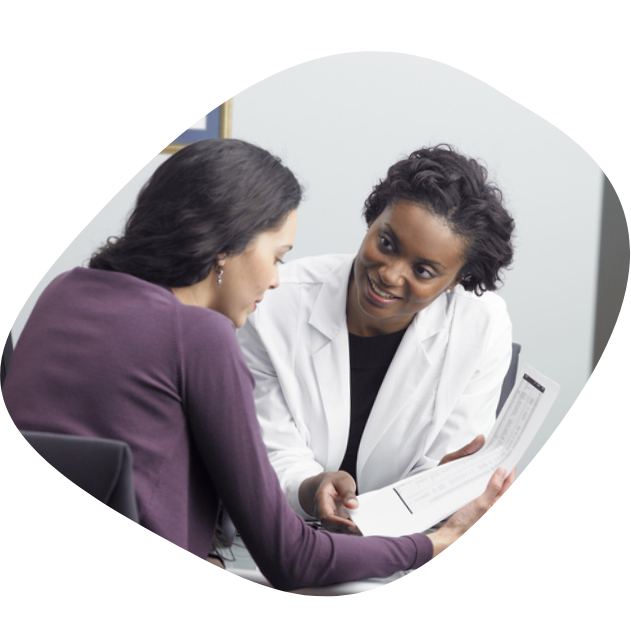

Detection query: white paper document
xmin=348 ymin=363 xmax=560 ymax=538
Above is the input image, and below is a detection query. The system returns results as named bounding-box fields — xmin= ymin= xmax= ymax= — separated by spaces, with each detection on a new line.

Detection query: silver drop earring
xmin=216 ymin=264 xmax=224 ymax=287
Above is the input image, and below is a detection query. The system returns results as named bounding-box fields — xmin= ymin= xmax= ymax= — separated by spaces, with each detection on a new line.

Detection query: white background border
xmin=26 ymin=0 xmax=609 ymax=639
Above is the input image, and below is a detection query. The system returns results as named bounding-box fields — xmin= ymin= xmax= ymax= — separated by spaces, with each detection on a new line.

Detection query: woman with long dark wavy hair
xmin=3 ymin=139 xmax=512 ymax=590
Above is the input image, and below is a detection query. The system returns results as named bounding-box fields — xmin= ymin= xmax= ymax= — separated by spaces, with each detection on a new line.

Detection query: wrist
xmin=426 ymin=523 xmax=463 ymax=558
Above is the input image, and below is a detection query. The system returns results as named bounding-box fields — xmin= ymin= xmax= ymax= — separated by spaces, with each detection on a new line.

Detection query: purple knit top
xmin=3 ymin=268 xmax=433 ymax=590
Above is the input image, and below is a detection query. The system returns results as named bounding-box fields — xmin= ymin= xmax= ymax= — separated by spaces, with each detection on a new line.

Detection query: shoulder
xmin=60 ymin=271 xmax=242 ymax=361
xmin=34 ymin=268 xmax=183 ymax=326
xmin=444 ymin=287 xmax=511 ymax=343
xmin=175 ymin=304 xmax=238 ymax=352
xmin=46 ymin=268 xmax=176 ymax=306
xmin=279 ymin=254 xmax=353 ymax=285
xmin=446 ymin=287 xmax=512 ymax=353
xmin=451 ymin=287 xmax=509 ymax=318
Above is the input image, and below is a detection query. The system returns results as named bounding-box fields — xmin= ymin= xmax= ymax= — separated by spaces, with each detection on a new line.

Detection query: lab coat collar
xmin=411 ymin=289 xmax=451 ymax=343
xmin=308 ymin=256 xmax=355 ymax=341
xmin=308 ymin=257 xmax=355 ymax=468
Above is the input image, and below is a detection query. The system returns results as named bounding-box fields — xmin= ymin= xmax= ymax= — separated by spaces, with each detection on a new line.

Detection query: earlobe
xmin=214 ymin=254 xmax=227 ymax=288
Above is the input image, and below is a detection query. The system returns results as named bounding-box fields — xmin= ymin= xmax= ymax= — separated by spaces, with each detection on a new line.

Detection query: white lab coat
xmin=237 ymin=255 xmax=512 ymax=517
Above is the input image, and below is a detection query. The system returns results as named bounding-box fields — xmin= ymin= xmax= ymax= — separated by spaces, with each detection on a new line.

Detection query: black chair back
xmin=496 ymin=343 xmax=521 ymax=417
xmin=1 ymin=332 xmax=13 ymax=390
xmin=21 ymin=431 xmax=139 ymax=523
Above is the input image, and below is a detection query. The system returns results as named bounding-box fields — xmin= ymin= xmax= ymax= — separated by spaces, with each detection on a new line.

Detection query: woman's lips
xmin=366 ymin=275 xmax=400 ymax=306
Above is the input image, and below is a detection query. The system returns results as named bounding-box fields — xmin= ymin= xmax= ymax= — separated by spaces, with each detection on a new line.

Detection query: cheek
xmin=357 ymin=239 xmax=380 ymax=266
xmin=253 ymin=263 xmax=274 ymax=292
xmin=407 ymin=282 xmax=443 ymax=305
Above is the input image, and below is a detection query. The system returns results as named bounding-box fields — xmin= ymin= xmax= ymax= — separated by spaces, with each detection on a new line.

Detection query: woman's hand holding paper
xmin=427 ymin=466 xmax=516 ymax=557
xmin=299 ymin=471 xmax=361 ymax=534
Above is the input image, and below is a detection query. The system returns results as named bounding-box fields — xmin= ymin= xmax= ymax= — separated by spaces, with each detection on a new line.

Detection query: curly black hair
xmin=90 ymin=138 xmax=302 ymax=287
xmin=363 ymin=145 xmax=515 ymax=295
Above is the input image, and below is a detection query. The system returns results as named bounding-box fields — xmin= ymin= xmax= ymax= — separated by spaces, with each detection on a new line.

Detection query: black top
xmin=339 ymin=328 xmax=407 ymax=488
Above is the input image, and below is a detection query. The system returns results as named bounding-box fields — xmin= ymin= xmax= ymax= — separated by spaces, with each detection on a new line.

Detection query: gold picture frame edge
xmin=160 ymin=99 xmax=233 ymax=155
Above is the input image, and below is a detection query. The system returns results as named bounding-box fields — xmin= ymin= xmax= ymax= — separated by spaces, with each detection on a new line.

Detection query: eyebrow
xmin=383 ymin=224 xmax=446 ymax=270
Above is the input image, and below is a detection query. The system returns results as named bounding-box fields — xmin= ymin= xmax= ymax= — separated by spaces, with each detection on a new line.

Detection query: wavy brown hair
xmin=90 ymin=139 xmax=302 ymax=287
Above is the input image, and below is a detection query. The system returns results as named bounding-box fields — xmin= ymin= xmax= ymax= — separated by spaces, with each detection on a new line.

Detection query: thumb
xmin=484 ymin=467 xmax=508 ymax=501
xmin=463 ymin=434 xmax=485 ymax=455
xmin=440 ymin=434 xmax=485 ymax=465
xmin=343 ymin=491 xmax=359 ymax=509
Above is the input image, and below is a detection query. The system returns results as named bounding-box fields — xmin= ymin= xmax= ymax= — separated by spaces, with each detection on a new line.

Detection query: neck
xmin=172 ymin=275 xmax=215 ymax=309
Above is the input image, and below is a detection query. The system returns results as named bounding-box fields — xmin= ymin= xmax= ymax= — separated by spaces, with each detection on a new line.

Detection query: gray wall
xmin=10 ymin=52 xmax=605 ymax=474
xmin=9 ymin=155 xmax=167 ymax=342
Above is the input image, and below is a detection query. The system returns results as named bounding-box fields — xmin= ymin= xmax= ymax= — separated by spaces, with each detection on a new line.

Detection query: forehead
xmin=250 ymin=209 xmax=297 ymax=251
xmin=377 ymin=200 xmax=465 ymax=269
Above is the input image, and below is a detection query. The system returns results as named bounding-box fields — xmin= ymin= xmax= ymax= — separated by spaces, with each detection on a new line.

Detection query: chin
xmin=359 ymin=298 xmax=394 ymax=319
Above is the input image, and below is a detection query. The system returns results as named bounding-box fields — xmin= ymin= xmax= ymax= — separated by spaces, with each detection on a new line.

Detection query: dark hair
xmin=363 ymin=145 xmax=515 ymax=295
xmin=90 ymin=138 xmax=302 ymax=287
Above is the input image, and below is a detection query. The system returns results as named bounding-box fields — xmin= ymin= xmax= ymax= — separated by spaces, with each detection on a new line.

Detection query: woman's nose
xmin=269 ymin=265 xmax=280 ymax=290
xmin=379 ymin=262 xmax=405 ymax=287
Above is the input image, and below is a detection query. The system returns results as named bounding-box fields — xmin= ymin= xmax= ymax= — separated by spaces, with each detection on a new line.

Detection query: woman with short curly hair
xmin=239 ymin=144 xmax=516 ymax=533
xmin=363 ymin=145 xmax=515 ymax=295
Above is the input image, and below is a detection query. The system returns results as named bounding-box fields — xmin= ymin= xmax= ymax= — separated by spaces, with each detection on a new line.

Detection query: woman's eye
xmin=275 ymin=258 xmax=285 ymax=265
xmin=379 ymin=235 xmax=394 ymax=251
xmin=414 ymin=265 xmax=435 ymax=279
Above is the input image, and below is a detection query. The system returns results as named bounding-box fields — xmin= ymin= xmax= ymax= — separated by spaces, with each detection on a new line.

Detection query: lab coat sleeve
xmin=238 ymin=316 xmax=324 ymax=517
xmin=408 ymin=301 xmax=513 ymax=475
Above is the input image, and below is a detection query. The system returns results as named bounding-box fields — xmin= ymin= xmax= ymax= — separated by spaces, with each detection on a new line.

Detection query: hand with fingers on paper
xmin=427 ymin=465 xmax=516 ymax=557
xmin=299 ymin=470 xmax=361 ymax=534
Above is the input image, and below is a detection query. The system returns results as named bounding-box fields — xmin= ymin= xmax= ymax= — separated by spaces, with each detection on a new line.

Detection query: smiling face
xmin=347 ymin=200 xmax=467 ymax=336
xmin=212 ymin=209 xmax=297 ymax=328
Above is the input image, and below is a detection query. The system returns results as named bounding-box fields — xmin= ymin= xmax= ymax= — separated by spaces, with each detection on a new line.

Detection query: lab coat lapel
xmin=357 ymin=295 xmax=451 ymax=474
xmin=309 ymin=257 xmax=354 ymax=469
